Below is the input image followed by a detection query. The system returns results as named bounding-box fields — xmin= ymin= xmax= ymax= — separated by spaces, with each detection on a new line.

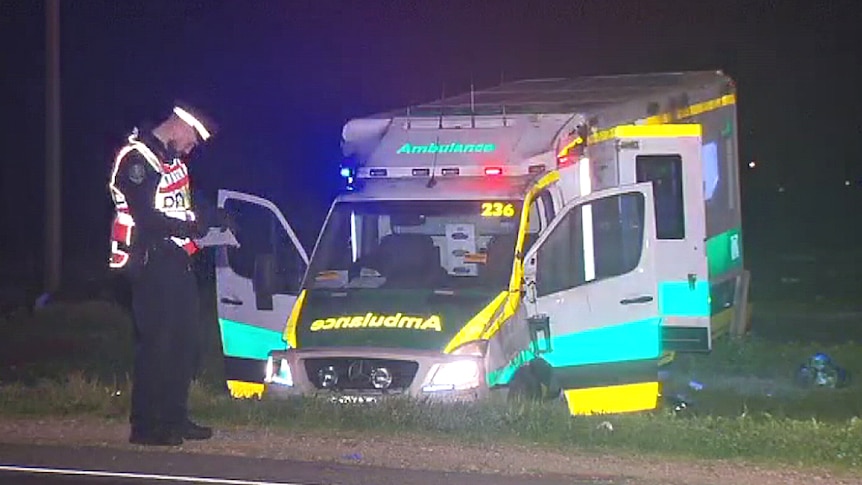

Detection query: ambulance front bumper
xmin=262 ymin=347 xmax=488 ymax=402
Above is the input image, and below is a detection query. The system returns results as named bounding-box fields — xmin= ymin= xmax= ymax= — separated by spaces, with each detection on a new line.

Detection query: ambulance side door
xmin=523 ymin=183 xmax=660 ymax=393
xmin=614 ymin=126 xmax=712 ymax=351
xmin=215 ymin=189 xmax=309 ymax=388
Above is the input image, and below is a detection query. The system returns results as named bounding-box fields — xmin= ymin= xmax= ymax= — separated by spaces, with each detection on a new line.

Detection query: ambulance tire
xmin=508 ymin=366 xmax=542 ymax=402
xmin=528 ymin=358 xmax=562 ymax=401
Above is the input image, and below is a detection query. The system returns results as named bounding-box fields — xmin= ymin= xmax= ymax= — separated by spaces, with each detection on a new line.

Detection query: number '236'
xmin=481 ymin=202 xmax=516 ymax=217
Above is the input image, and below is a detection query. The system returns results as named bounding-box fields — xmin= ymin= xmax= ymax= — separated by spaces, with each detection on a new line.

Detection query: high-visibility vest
xmin=107 ymin=133 xmax=198 ymax=269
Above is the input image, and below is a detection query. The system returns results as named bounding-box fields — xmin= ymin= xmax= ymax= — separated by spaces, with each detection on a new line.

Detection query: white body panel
xmin=555 ymin=128 xmax=713 ymax=350
xmin=616 ymin=133 xmax=710 ymax=344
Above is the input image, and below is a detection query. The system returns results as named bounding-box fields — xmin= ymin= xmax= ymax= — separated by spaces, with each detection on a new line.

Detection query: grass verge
xmin=1 ymin=299 xmax=861 ymax=472
xmin=0 ymin=374 xmax=861 ymax=471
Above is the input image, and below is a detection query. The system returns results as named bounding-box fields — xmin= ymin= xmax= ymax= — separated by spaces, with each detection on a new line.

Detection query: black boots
xmin=129 ymin=420 xmax=212 ymax=446
xmin=129 ymin=426 xmax=183 ymax=446
xmin=181 ymin=420 xmax=213 ymax=440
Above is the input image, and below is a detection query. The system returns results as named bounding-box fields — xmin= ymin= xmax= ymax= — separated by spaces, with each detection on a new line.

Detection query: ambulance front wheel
xmin=508 ymin=360 xmax=560 ymax=402
xmin=508 ymin=366 xmax=542 ymax=402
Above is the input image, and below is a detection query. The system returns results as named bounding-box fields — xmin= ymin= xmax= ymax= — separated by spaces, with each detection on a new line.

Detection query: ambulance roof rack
xmin=372 ymin=70 xmax=731 ymax=118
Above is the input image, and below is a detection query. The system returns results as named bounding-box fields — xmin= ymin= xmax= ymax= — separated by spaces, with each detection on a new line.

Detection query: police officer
xmin=108 ymin=102 xmax=225 ymax=446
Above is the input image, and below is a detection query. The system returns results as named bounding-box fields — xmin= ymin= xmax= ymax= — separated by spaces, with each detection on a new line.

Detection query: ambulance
xmin=213 ymin=70 xmax=749 ymax=415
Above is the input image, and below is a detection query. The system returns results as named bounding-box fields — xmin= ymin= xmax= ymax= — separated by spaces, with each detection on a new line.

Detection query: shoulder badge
xmin=128 ymin=163 xmax=146 ymax=184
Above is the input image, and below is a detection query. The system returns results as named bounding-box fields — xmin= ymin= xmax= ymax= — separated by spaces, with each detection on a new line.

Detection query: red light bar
xmin=557 ymin=155 xmax=576 ymax=168
xmin=484 ymin=167 xmax=503 ymax=176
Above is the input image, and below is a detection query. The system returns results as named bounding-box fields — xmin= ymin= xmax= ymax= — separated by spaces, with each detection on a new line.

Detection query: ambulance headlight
xmin=422 ymin=359 xmax=480 ymax=392
xmin=264 ymin=356 xmax=293 ymax=387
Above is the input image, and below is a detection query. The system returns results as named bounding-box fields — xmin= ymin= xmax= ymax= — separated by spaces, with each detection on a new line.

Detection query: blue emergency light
xmin=339 ymin=158 xmax=362 ymax=191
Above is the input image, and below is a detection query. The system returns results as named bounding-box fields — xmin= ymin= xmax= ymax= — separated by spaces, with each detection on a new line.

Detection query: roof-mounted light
xmin=412 ymin=168 xmax=431 ymax=176
xmin=369 ymin=168 xmax=388 ymax=177
xmin=484 ymin=167 xmax=503 ymax=176
xmin=339 ymin=158 xmax=362 ymax=191
xmin=441 ymin=167 xmax=460 ymax=176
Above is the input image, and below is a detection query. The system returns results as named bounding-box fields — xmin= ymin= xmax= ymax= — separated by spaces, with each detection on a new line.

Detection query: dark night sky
xmin=1 ymin=0 xmax=861 ymax=285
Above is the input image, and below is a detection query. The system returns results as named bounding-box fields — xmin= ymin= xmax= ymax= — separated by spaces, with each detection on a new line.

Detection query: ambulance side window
xmin=225 ymin=200 xmax=303 ymax=294
xmin=525 ymin=190 xmax=554 ymax=253
xmin=539 ymin=190 xmax=555 ymax=222
xmin=535 ymin=209 xmax=583 ymax=296
xmin=527 ymin=199 xmax=541 ymax=245
xmin=535 ymin=192 xmax=645 ymax=297
xmin=636 ymin=154 xmax=685 ymax=240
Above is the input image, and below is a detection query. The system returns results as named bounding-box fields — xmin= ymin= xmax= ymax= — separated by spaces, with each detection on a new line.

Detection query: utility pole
xmin=45 ymin=0 xmax=61 ymax=292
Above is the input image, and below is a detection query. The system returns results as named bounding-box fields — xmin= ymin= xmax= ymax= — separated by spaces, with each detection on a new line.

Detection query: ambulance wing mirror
xmin=253 ymin=253 xmax=278 ymax=311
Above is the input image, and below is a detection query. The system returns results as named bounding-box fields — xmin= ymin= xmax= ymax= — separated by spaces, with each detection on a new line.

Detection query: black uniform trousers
xmin=128 ymin=240 xmax=200 ymax=434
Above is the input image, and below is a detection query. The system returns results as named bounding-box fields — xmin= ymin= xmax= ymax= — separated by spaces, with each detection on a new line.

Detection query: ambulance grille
xmin=303 ymin=357 xmax=420 ymax=391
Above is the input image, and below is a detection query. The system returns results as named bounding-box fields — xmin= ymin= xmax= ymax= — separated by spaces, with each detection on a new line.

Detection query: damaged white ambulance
xmin=213 ymin=70 xmax=748 ymax=415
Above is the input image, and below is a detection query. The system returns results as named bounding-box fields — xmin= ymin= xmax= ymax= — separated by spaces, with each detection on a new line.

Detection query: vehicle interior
xmin=307 ymin=199 xmax=541 ymax=291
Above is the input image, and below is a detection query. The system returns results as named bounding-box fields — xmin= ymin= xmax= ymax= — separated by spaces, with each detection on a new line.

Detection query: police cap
xmin=172 ymin=100 xmax=218 ymax=142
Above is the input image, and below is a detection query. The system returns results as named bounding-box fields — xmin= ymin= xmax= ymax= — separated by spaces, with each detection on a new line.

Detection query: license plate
xmin=330 ymin=394 xmax=378 ymax=405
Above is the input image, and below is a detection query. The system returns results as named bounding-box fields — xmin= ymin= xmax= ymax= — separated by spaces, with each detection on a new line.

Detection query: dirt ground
xmin=0 ymin=416 xmax=860 ymax=485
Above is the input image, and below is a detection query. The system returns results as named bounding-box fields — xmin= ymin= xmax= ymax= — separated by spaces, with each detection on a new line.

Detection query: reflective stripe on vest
xmin=107 ymin=134 xmax=198 ymax=269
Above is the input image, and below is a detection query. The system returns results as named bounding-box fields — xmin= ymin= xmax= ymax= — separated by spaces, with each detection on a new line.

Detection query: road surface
xmin=0 ymin=443 xmax=617 ymax=485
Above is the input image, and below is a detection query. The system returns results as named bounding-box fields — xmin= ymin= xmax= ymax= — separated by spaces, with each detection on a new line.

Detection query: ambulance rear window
xmin=635 ymin=154 xmax=685 ymax=240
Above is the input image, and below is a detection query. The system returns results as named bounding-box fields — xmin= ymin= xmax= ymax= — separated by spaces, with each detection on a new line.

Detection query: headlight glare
xmin=264 ymin=356 xmax=294 ymax=387
xmin=423 ymin=359 xmax=480 ymax=392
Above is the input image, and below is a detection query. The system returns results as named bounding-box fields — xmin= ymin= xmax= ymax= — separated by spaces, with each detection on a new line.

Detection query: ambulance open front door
xmin=522 ymin=182 xmax=661 ymax=416
xmin=214 ymin=189 xmax=309 ymax=399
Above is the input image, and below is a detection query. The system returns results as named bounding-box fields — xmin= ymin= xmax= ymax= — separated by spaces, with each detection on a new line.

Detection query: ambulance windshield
xmin=307 ymin=199 xmax=527 ymax=291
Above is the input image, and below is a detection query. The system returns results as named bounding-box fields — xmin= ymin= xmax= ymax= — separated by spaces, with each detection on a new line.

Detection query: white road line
xmin=0 ymin=465 xmax=317 ymax=485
